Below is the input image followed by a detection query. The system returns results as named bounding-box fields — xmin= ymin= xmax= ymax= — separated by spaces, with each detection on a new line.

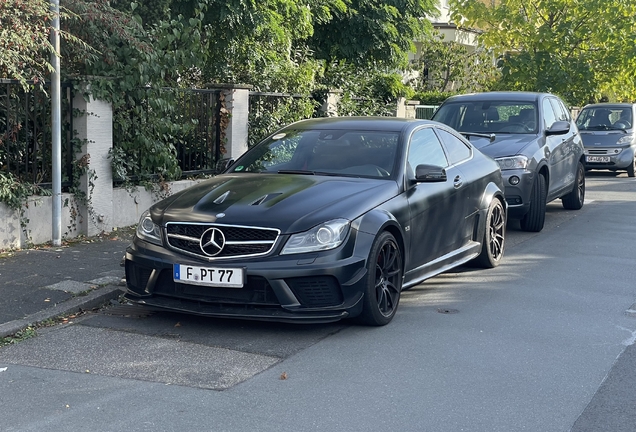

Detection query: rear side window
xmin=435 ymin=129 xmax=471 ymax=165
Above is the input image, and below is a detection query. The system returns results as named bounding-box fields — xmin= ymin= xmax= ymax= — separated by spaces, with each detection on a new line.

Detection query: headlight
xmin=616 ymin=135 xmax=634 ymax=145
xmin=281 ymin=219 xmax=350 ymax=255
xmin=495 ymin=155 xmax=529 ymax=170
xmin=136 ymin=210 xmax=162 ymax=245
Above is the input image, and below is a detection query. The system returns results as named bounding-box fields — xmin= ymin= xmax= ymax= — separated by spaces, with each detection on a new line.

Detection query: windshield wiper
xmin=277 ymin=169 xmax=316 ymax=175
xmin=461 ymin=132 xmax=496 ymax=142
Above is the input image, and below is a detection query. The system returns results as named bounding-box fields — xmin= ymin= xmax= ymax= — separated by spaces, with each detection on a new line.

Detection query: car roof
xmin=580 ymin=103 xmax=635 ymax=110
xmin=443 ymin=91 xmax=549 ymax=103
xmin=285 ymin=116 xmax=437 ymax=132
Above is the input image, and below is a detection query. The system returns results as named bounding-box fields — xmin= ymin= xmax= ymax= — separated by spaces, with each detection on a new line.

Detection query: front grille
xmin=165 ymin=222 xmax=279 ymax=260
xmin=588 ymin=149 xmax=609 ymax=155
xmin=286 ymin=276 xmax=343 ymax=307
xmin=152 ymin=270 xmax=280 ymax=305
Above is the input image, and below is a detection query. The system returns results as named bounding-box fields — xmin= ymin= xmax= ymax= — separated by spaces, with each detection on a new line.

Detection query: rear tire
xmin=562 ymin=161 xmax=585 ymax=210
xmin=357 ymin=231 xmax=403 ymax=326
xmin=520 ymin=173 xmax=547 ymax=232
xmin=473 ymin=198 xmax=506 ymax=268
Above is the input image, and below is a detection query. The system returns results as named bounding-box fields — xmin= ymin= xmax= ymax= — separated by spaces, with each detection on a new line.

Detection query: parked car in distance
xmin=124 ymin=117 xmax=507 ymax=326
xmin=575 ymin=103 xmax=636 ymax=177
xmin=432 ymin=91 xmax=585 ymax=232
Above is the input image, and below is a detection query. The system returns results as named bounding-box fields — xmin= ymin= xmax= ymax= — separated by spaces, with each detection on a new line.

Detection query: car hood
xmin=579 ymin=130 xmax=633 ymax=147
xmin=465 ymin=134 xmax=538 ymax=158
xmin=151 ymin=174 xmax=399 ymax=234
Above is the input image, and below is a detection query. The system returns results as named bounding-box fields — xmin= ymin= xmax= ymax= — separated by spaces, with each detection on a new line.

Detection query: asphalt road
xmin=1 ymin=172 xmax=635 ymax=432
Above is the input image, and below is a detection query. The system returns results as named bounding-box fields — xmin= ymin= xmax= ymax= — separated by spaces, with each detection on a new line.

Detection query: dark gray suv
xmin=432 ymin=92 xmax=585 ymax=232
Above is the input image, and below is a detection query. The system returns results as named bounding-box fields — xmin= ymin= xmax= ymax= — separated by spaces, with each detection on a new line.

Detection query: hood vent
xmin=213 ymin=190 xmax=230 ymax=204
xmin=250 ymin=193 xmax=282 ymax=206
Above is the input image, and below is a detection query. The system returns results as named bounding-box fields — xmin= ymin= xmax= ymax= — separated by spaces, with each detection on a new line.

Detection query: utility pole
xmin=51 ymin=0 xmax=62 ymax=246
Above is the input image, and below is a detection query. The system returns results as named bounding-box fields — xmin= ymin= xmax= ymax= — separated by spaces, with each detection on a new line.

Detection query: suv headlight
xmin=495 ymin=155 xmax=529 ymax=170
xmin=136 ymin=210 xmax=162 ymax=245
xmin=281 ymin=219 xmax=350 ymax=255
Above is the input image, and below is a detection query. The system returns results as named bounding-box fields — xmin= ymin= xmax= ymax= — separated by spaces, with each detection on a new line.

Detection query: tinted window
xmin=407 ymin=128 xmax=448 ymax=176
xmin=542 ymin=99 xmax=557 ymax=129
xmin=436 ymin=129 xmax=471 ymax=165
xmin=433 ymin=101 xmax=538 ymax=134
xmin=231 ymin=129 xmax=399 ymax=178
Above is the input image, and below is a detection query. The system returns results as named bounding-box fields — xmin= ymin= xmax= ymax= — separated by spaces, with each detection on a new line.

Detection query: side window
xmin=542 ymin=98 xmax=557 ymax=129
xmin=556 ymin=99 xmax=571 ymax=121
xmin=549 ymin=98 xmax=568 ymax=122
xmin=436 ymin=129 xmax=471 ymax=165
xmin=407 ymin=128 xmax=448 ymax=177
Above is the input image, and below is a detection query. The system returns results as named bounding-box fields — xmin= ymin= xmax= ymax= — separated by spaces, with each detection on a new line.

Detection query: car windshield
xmin=576 ymin=107 xmax=633 ymax=131
xmin=229 ymin=129 xmax=400 ymax=178
xmin=433 ymin=101 xmax=539 ymax=134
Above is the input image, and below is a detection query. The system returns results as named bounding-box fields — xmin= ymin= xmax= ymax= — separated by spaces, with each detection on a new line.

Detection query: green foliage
xmin=0 ymin=0 xmax=54 ymax=89
xmin=248 ymin=96 xmax=319 ymax=147
xmin=451 ymin=0 xmax=636 ymax=105
xmin=0 ymin=173 xmax=50 ymax=211
xmin=412 ymin=91 xmax=457 ymax=105
xmin=310 ymin=0 xmax=437 ymax=69
xmin=412 ymin=32 xmax=499 ymax=93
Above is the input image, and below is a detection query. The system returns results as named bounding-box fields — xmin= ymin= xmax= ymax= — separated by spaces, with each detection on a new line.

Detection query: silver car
xmin=575 ymin=103 xmax=636 ymax=177
xmin=432 ymin=92 xmax=585 ymax=233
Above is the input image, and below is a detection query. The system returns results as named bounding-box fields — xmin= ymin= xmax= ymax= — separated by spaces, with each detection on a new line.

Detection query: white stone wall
xmin=0 ymin=180 xmax=203 ymax=249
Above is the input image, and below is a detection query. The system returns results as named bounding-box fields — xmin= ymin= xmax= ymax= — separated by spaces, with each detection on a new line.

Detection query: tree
xmin=310 ymin=0 xmax=438 ymax=69
xmin=0 ymin=0 xmax=54 ymax=88
xmin=413 ymin=32 xmax=499 ymax=93
xmin=450 ymin=0 xmax=636 ymax=105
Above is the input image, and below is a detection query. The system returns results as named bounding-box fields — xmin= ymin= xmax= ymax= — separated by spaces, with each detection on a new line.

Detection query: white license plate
xmin=586 ymin=156 xmax=610 ymax=163
xmin=173 ymin=264 xmax=244 ymax=288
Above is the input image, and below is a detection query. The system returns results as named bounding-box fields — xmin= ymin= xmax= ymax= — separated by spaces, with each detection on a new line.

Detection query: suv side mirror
xmin=546 ymin=121 xmax=570 ymax=136
xmin=215 ymin=158 xmax=234 ymax=174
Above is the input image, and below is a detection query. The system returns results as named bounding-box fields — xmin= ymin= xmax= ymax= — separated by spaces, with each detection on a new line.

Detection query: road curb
xmin=0 ymin=285 xmax=124 ymax=338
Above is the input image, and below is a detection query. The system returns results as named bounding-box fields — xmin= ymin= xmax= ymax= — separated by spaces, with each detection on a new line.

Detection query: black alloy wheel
xmin=520 ymin=173 xmax=547 ymax=232
xmin=562 ymin=161 xmax=586 ymax=210
xmin=358 ymin=231 xmax=403 ymax=326
xmin=474 ymin=198 xmax=506 ymax=268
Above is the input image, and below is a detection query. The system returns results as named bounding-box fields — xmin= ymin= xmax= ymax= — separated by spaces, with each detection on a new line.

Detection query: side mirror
xmin=546 ymin=121 xmax=570 ymax=136
xmin=415 ymin=164 xmax=447 ymax=182
xmin=215 ymin=158 xmax=234 ymax=174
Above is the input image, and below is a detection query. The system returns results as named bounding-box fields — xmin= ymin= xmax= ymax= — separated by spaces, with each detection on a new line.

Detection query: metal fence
xmin=112 ymin=87 xmax=223 ymax=182
xmin=0 ymin=79 xmax=74 ymax=188
xmin=415 ymin=105 xmax=440 ymax=120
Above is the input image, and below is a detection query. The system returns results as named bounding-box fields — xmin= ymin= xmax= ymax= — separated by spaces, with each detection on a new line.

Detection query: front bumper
xmin=583 ymin=148 xmax=635 ymax=170
xmin=499 ymin=169 xmax=534 ymax=219
xmin=124 ymin=230 xmax=372 ymax=323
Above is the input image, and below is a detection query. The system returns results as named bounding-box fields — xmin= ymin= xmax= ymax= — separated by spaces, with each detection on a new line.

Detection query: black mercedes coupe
xmin=124 ymin=117 xmax=506 ymax=326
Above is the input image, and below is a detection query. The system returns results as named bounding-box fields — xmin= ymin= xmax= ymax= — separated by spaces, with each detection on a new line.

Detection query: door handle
xmin=453 ymin=175 xmax=463 ymax=189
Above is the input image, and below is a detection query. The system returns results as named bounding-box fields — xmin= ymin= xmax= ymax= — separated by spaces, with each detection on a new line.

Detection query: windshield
xmin=229 ymin=129 xmax=399 ymax=178
xmin=576 ymin=107 xmax=633 ymax=131
xmin=433 ymin=101 xmax=538 ymax=134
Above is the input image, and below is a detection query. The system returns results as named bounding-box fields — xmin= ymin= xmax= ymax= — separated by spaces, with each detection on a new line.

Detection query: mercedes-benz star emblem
xmin=200 ymin=227 xmax=226 ymax=256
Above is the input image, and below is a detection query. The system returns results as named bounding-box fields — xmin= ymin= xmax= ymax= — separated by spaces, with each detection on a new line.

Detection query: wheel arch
xmin=354 ymin=209 xmax=406 ymax=266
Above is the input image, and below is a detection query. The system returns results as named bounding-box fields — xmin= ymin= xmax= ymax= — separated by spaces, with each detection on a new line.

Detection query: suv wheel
xmin=520 ymin=173 xmax=546 ymax=232
xmin=562 ymin=162 xmax=585 ymax=210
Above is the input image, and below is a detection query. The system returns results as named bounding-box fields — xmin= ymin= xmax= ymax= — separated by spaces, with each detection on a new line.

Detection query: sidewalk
xmin=0 ymin=229 xmax=134 ymax=338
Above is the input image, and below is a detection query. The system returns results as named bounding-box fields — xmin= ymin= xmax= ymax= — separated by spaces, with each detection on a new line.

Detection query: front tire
xmin=562 ymin=161 xmax=585 ymax=210
xmin=520 ymin=173 xmax=547 ymax=232
xmin=473 ymin=198 xmax=506 ymax=268
xmin=357 ymin=231 xmax=403 ymax=326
